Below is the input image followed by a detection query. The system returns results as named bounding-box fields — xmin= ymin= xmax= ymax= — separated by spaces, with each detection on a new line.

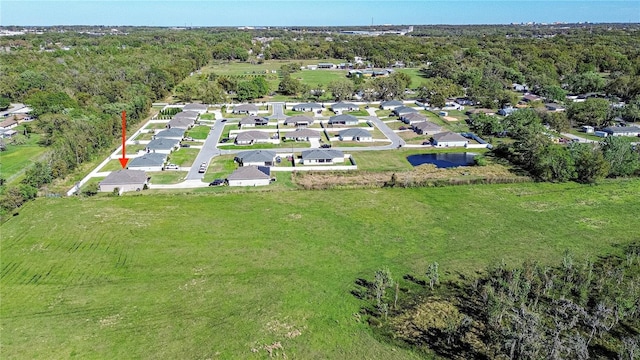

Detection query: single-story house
xmin=127 ymin=153 xmax=167 ymax=172
xmin=331 ymin=102 xmax=359 ymax=114
xmin=498 ymin=107 xmax=516 ymax=116
xmin=522 ymin=93 xmax=542 ymax=102
xmin=545 ymin=103 xmax=566 ymax=112
xmin=227 ymin=166 xmax=271 ymax=187
xmin=317 ymin=63 xmax=336 ymax=69
xmin=339 ymin=128 xmax=373 ymax=142
xmin=455 ymin=98 xmax=475 ymax=106
xmin=292 ymin=103 xmax=323 ymax=112
xmin=145 ymin=138 xmax=180 ymax=154
xmin=400 ymin=112 xmax=427 ymax=125
xmin=0 ymin=118 xmax=18 ymax=129
xmin=512 ymin=83 xmax=529 ymax=92
xmin=392 ymin=106 xmax=418 ymax=117
xmin=602 ymin=126 xmax=640 ymax=137
xmin=173 ymin=111 xmax=199 ymax=120
xmin=431 ymin=132 xmax=469 ymax=147
xmin=239 ymin=116 xmax=269 ymax=128
xmin=154 ymin=127 xmax=186 ymax=140
xmin=232 ymin=104 xmax=259 ymax=116
xmin=380 ymin=100 xmax=404 ymax=110
xmin=412 ymin=121 xmax=442 ymax=135
xmin=167 ymin=116 xmax=195 ymax=129
xmin=235 ymin=150 xmax=277 ymax=167
xmin=442 ymin=101 xmax=463 ymax=111
xmin=328 ymin=114 xmax=359 ymax=126
xmin=234 ymin=130 xmax=271 ymax=145
xmin=581 ymin=125 xmax=595 ymax=134
xmin=182 ymin=103 xmax=208 ymax=114
xmin=0 ymin=128 xmax=18 ymax=138
xmin=283 ymin=128 xmax=322 ymax=141
xmin=300 ymin=149 xmax=345 ymax=165
xmin=99 ymin=170 xmax=149 ymax=193
xmin=284 ymin=115 xmax=314 ymax=127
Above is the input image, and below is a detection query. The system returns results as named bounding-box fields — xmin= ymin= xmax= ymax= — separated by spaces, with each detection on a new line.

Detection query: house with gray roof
xmin=183 ymin=103 xmax=208 ymax=114
xmin=283 ymin=128 xmax=321 ymax=141
xmin=292 ymin=103 xmax=323 ymax=112
xmin=232 ymin=104 xmax=259 ymax=116
xmin=234 ymin=150 xmax=277 ymax=167
xmin=339 ymin=128 xmax=373 ymax=142
xmin=0 ymin=118 xmax=18 ymax=129
xmin=300 ymin=149 xmax=345 ymax=165
xmin=330 ymin=102 xmax=359 ymax=114
xmin=227 ymin=166 xmax=271 ymax=187
xmin=154 ymin=127 xmax=186 ymax=140
xmin=127 ymin=153 xmax=167 ymax=171
xmin=284 ymin=115 xmax=314 ymax=127
xmin=167 ymin=116 xmax=195 ymax=129
xmin=234 ymin=131 xmax=271 ymax=145
xmin=392 ymin=106 xmax=418 ymax=117
xmin=602 ymin=126 xmax=640 ymax=137
xmin=400 ymin=112 xmax=427 ymax=124
xmin=145 ymin=138 xmax=180 ymax=154
xmin=412 ymin=121 xmax=442 ymax=135
xmin=173 ymin=111 xmax=199 ymax=120
xmin=544 ymin=103 xmax=566 ymax=112
xmin=239 ymin=116 xmax=269 ymax=128
xmin=431 ymin=132 xmax=469 ymax=147
xmin=99 ymin=170 xmax=149 ymax=193
xmin=328 ymin=114 xmax=359 ymax=126
xmin=380 ymin=100 xmax=404 ymax=110
xmin=498 ymin=107 xmax=516 ymax=116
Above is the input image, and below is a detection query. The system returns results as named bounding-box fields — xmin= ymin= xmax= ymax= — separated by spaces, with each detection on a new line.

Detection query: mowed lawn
xmin=1 ymin=180 xmax=640 ymax=359
xmin=0 ymin=132 xmax=48 ymax=183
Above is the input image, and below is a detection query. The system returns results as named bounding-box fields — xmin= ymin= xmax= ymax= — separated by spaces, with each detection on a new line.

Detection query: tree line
xmin=356 ymin=243 xmax=640 ymax=359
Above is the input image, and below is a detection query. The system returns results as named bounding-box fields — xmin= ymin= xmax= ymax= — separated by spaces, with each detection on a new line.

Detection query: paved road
xmin=269 ymin=102 xmax=287 ymax=120
xmin=561 ymin=132 xmax=597 ymax=143
xmin=185 ymin=118 xmax=225 ymax=181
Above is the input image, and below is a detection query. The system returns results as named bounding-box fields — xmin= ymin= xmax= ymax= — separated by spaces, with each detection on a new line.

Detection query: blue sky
xmin=1 ymin=1 xmax=638 ymax=26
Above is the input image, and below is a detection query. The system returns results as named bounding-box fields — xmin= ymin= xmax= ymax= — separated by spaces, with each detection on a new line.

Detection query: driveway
xmin=269 ymin=102 xmax=287 ymax=120
xmin=185 ymin=118 xmax=225 ymax=181
xmin=561 ymin=132 xmax=597 ymax=143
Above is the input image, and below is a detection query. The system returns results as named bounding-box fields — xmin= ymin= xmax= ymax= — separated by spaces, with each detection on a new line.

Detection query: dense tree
xmin=327 ymin=79 xmax=355 ymax=101
xmin=568 ymin=143 xmax=609 ymax=184
xmin=278 ymin=75 xmax=303 ymax=96
xmin=601 ymin=136 xmax=640 ymax=177
xmin=0 ymin=96 xmax=10 ymax=110
xmin=567 ymin=98 xmax=611 ymax=127
xmin=567 ymin=72 xmax=606 ymax=94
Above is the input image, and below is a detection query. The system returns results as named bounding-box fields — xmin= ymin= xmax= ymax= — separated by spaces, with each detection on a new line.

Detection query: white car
xmin=164 ymin=164 xmax=179 ymax=170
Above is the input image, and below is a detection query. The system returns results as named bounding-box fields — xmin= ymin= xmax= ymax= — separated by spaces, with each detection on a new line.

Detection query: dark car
xmin=209 ymin=179 xmax=224 ymax=186
xmin=221 ymin=119 xmax=227 ymax=122
xmin=320 ymin=144 xmax=332 ymax=148
xmin=180 ymin=143 xmax=191 ymax=148
xmin=221 ymin=137 xmax=230 ymax=143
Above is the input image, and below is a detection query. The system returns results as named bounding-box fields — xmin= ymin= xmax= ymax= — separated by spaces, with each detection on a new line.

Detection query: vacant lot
xmin=0 ymin=130 xmax=48 ymax=183
xmin=2 ymin=180 xmax=639 ymax=359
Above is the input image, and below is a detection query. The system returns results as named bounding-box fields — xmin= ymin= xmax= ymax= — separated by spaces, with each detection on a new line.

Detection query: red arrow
xmin=119 ymin=110 xmax=129 ymax=168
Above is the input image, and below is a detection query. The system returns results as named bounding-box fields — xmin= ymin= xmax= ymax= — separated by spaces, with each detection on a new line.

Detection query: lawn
xmin=0 ymin=132 xmax=48 ymax=183
xmin=202 ymin=154 xmax=237 ymax=181
xmin=296 ymin=69 xmax=346 ymax=86
xmin=99 ymin=159 xmax=128 ymax=172
xmin=167 ymin=148 xmax=199 ymax=166
xmin=148 ymin=171 xmax=187 ymax=184
xmin=145 ymin=122 xmax=169 ymax=130
xmin=1 ymin=180 xmax=639 ymax=359
xmin=567 ymin=129 xmax=604 ymax=142
xmin=186 ymin=125 xmax=211 ymax=140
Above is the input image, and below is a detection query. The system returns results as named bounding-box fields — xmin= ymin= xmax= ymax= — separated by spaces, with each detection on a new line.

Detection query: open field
xmin=167 ymin=148 xmax=199 ymax=166
xmin=1 ymin=180 xmax=639 ymax=358
xmin=148 ymin=171 xmax=187 ymax=184
xmin=186 ymin=125 xmax=211 ymax=140
xmin=0 ymin=130 xmax=48 ymax=183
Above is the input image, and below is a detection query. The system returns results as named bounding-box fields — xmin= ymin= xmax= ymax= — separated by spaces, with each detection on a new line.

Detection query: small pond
xmin=407 ymin=152 xmax=477 ymax=168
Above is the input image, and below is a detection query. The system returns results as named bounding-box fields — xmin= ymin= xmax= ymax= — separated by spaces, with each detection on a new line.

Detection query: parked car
xmin=180 ymin=143 xmax=191 ymax=148
xmin=198 ymin=167 xmax=206 ymax=173
xmin=183 ymin=136 xmax=194 ymax=141
xmin=320 ymin=144 xmax=332 ymax=148
xmin=221 ymin=137 xmax=230 ymax=143
xmin=164 ymin=164 xmax=179 ymax=170
xmin=209 ymin=179 xmax=224 ymax=186
xmin=221 ymin=119 xmax=227 ymax=122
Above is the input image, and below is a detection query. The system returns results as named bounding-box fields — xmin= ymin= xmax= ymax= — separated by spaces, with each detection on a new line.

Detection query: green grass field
xmin=186 ymin=125 xmax=211 ymax=140
xmin=148 ymin=171 xmax=187 ymax=184
xmin=1 ymin=180 xmax=639 ymax=358
xmin=167 ymin=148 xmax=199 ymax=166
xmin=0 ymin=131 xmax=48 ymax=183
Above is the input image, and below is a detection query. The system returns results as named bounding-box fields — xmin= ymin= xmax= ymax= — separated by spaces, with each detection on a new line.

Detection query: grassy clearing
xmin=203 ymin=154 xmax=237 ymax=181
xmin=99 ymin=159 xmax=127 ymax=172
xmin=0 ymin=130 xmax=48 ymax=183
xmin=566 ymin=129 xmax=604 ymax=142
xmin=167 ymin=148 xmax=199 ymax=166
xmin=1 ymin=180 xmax=639 ymax=358
xmin=186 ymin=125 xmax=211 ymax=140
xmin=145 ymin=122 xmax=169 ymax=130
xmin=148 ymin=171 xmax=187 ymax=184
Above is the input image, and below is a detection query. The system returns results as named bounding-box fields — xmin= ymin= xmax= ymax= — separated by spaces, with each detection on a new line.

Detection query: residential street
xmin=561 ymin=132 xmax=597 ymax=143
xmin=185 ymin=118 xmax=225 ymax=180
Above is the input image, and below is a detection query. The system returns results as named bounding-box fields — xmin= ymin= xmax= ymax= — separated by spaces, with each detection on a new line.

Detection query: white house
xmin=99 ymin=170 xmax=148 ymax=193
xmin=380 ymin=100 xmax=404 ymax=110
xmin=300 ymin=149 xmax=345 ymax=165
xmin=284 ymin=115 xmax=314 ymax=127
xmin=234 ymin=131 xmax=272 ymax=145
xmin=145 ymin=138 xmax=180 ymax=154
xmin=234 ymin=150 xmax=277 ymax=167
xmin=283 ymin=128 xmax=322 ymax=141
xmin=292 ymin=103 xmax=323 ymax=113
xmin=338 ymin=128 xmax=373 ymax=142
xmin=182 ymin=103 xmax=208 ymax=114
xmin=431 ymin=132 xmax=469 ymax=147
xmin=226 ymin=166 xmax=271 ymax=187
xmin=127 ymin=153 xmax=167 ymax=172
xmin=232 ymin=104 xmax=259 ymax=116
xmin=328 ymin=114 xmax=359 ymax=126
xmin=331 ymin=102 xmax=359 ymax=114
xmin=603 ymin=126 xmax=640 ymax=137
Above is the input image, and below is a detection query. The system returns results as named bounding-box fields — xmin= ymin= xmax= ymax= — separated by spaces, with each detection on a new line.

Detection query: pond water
xmin=407 ymin=152 xmax=477 ymax=168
